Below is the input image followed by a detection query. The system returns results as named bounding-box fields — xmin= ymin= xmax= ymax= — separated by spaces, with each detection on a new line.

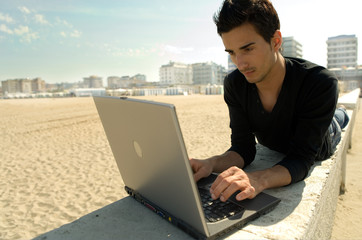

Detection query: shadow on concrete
xmin=34 ymin=197 xmax=192 ymax=240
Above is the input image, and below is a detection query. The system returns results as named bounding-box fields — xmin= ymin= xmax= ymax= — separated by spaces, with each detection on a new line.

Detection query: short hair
xmin=214 ymin=0 xmax=280 ymax=43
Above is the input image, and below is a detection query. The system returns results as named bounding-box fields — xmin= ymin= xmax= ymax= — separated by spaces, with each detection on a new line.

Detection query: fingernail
xmin=220 ymin=196 xmax=225 ymax=202
xmin=211 ymin=193 xmax=216 ymax=199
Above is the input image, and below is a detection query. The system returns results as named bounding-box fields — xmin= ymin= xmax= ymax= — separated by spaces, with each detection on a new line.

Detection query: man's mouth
xmin=241 ymin=68 xmax=255 ymax=76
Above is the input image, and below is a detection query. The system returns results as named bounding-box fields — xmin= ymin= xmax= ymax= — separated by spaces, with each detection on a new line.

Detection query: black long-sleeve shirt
xmin=224 ymin=57 xmax=338 ymax=183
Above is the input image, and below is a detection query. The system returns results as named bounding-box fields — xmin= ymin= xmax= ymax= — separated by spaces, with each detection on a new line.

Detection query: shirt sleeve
xmin=276 ymin=69 xmax=338 ymax=183
xmin=223 ymin=73 xmax=257 ymax=166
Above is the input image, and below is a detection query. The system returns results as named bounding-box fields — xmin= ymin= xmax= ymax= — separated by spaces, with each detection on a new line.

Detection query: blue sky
xmin=0 ymin=0 xmax=361 ymax=84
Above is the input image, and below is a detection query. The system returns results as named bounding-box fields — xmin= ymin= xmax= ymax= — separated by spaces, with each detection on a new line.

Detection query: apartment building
xmin=192 ymin=62 xmax=227 ymax=85
xmin=107 ymin=74 xmax=146 ymax=89
xmin=159 ymin=61 xmax=193 ymax=85
xmin=83 ymin=75 xmax=103 ymax=88
xmin=282 ymin=36 xmax=303 ymax=58
xmin=1 ymin=78 xmax=45 ymax=94
xmin=327 ymin=35 xmax=358 ymax=69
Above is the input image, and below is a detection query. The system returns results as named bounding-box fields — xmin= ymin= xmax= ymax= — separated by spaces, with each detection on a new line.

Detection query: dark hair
xmin=214 ymin=0 xmax=280 ymax=43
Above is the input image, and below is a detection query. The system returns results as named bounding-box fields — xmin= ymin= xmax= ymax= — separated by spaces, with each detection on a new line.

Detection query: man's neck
xmin=256 ymin=53 xmax=286 ymax=95
xmin=255 ymin=53 xmax=286 ymax=112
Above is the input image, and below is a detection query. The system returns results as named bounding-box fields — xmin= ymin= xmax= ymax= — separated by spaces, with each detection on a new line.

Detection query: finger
xmin=210 ymin=167 xmax=236 ymax=191
xmin=210 ymin=166 xmax=241 ymax=193
xmin=218 ymin=181 xmax=243 ymax=202
xmin=193 ymin=170 xmax=206 ymax=182
xmin=210 ymin=175 xmax=234 ymax=200
xmin=236 ymin=185 xmax=255 ymax=201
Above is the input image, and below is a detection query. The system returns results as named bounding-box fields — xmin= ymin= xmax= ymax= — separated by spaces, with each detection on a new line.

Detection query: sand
xmin=0 ymin=95 xmax=361 ymax=240
xmin=331 ymin=100 xmax=362 ymax=240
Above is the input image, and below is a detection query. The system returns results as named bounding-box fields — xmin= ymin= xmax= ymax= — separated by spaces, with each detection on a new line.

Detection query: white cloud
xmin=60 ymin=31 xmax=67 ymax=37
xmin=13 ymin=25 xmax=39 ymax=42
xmin=14 ymin=25 xmax=29 ymax=35
xmin=55 ymin=17 xmax=73 ymax=28
xmin=34 ymin=14 xmax=49 ymax=25
xmin=22 ymin=32 xmax=39 ymax=42
xmin=0 ymin=13 xmax=14 ymax=23
xmin=19 ymin=6 xmax=31 ymax=14
xmin=0 ymin=24 xmax=13 ymax=34
xmin=164 ymin=45 xmax=193 ymax=54
xmin=70 ymin=29 xmax=81 ymax=38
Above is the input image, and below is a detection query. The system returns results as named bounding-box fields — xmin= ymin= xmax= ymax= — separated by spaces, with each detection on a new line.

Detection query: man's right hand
xmin=189 ymin=158 xmax=213 ymax=182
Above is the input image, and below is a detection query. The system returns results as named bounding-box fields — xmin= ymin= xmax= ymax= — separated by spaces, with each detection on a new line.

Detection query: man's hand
xmin=209 ymin=166 xmax=257 ymax=202
xmin=210 ymin=165 xmax=292 ymax=202
xmin=189 ymin=158 xmax=213 ymax=182
xmin=189 ymin=151 xmax=245 ymax=183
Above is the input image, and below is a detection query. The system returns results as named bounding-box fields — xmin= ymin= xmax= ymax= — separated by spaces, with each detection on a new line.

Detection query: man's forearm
xmin=210 ymin=151 xmax=245 ymax=173
xmin=247 ymin=165 xmax=292 ymax=194
xmin=208 ymin=155 xmax=292 ymax=201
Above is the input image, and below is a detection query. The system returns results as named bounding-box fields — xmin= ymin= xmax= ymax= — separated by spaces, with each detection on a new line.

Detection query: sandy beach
xmin=0 ymin=95 xmax=361 ymax=239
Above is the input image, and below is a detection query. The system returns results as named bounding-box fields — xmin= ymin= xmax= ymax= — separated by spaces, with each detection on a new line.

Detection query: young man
xmin=190 ymin=0 xmax=349 ymax=203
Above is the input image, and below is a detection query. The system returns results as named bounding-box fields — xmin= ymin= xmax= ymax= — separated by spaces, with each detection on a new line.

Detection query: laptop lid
xmin=93 ymin=96 xmax=280 ymax=239
xmin=93 ymin=96 xmax=209 ymax=236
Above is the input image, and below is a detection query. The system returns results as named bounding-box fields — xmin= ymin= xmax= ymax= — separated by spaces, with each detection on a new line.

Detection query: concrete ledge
xmin=34 ymin=89 xmax=360 ymax=240
xmin=338 ymin=88 xmax=361 ymax=111
xmin=337 ymin=88 xmax=360 ymax=194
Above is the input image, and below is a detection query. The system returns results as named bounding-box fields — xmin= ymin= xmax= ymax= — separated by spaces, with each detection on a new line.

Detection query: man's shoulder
xmin=285 ymin=57 xmax=322 ymax=71
xmin=285 ymin=57 xmax=337 ymax=83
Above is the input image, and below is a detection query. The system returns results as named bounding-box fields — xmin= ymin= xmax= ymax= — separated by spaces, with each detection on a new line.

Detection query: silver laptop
xmin=93 ymin=96 xmax=280 ymax=239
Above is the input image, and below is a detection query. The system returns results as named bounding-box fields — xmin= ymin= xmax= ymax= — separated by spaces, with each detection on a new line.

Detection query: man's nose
xmin=235 ymin=55 xmax=248 ymax=70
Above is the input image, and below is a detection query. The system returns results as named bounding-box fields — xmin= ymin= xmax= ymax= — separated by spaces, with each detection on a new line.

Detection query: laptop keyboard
xmin=199 ymin=188 xmax=245 ymax=222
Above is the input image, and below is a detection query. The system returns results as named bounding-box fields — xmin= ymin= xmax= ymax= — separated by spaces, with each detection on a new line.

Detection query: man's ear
xmin=273 ymin=30 xmax=283 ymax=51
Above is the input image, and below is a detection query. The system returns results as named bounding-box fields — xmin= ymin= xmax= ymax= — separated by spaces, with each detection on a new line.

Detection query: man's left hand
xmin=209 ymin=166 xmax=258 ymax=202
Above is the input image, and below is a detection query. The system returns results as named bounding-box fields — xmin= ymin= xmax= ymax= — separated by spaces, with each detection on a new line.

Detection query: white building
xmin=107 ymin=76 xmax=122 ymax=89
xmin=70 ymin=88 xmax=106 ymax=97
xmin=192 ymin=62 xmax=227 ymax=85
xmin=327 ymin=35 xmax=358 ymax=69
xmin=282 ymin=37 xmax=303 ymax=58
xmin=329 ymin=66 xmax=362 ymax=92
xmin=1 ymin=78 xmax=46 ymax=95
xmin=159 ymin=62 xmax=192 ymax=85
xmin=83 ymin=75 xmax=103 ymax=88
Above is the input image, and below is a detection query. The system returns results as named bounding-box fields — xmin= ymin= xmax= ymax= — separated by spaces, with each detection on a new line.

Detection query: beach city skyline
xmin=0 ymin=0 xmax=361 ymax=84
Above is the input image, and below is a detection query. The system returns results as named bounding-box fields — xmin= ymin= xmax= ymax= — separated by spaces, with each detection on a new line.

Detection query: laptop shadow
xmin=34 ymin=196 xmax=194 ymax=240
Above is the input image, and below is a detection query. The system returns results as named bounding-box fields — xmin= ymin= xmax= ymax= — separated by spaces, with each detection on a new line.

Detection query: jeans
xmin=329 ymin=107 xmax=350 ymax=151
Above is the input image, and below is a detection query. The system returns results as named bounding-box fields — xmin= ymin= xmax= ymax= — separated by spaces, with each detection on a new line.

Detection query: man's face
xmin=221 ymin=23 xmax=279 ymax=84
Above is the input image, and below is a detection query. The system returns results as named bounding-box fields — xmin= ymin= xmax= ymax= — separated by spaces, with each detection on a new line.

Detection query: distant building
xmin=132 ymin=74 xmax=146 ymax=83
xmin=107 ymin=76 xmax=122 ymax=89
xmin=327 ymin=35 xmax=358 ymax=69
xmin=83 ymin=75 xmax=103 ymax=88
xmin=1 ymin=78 xmax=46 ymax=95
xmin=70 ymin=88 xmax=106 ymax=97
xmin=107 ymin=74 xmax=146 ymax=89
xmin=329 ymin=66 xmax=362 ymax=92
xmin=282 ymin=37 xmax=303 ymax=58
xmin=159 ymin=61 xmax=192 ymax=85
xmin=192 ymin=62 xmax=227 ymax=85
xmin=227 ymin=55 xmax=237 ymax=74
xmin=32 ymin=77 xmax=46 ymax=92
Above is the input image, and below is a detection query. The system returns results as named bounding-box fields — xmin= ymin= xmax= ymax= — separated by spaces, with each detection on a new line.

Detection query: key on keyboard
xmin=199 ymin=188 xmax=245 ymax=222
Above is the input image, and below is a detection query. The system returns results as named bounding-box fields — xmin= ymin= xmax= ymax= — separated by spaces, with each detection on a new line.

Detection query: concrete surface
xmin=34 ymin=89 xmax=360 ymax=240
